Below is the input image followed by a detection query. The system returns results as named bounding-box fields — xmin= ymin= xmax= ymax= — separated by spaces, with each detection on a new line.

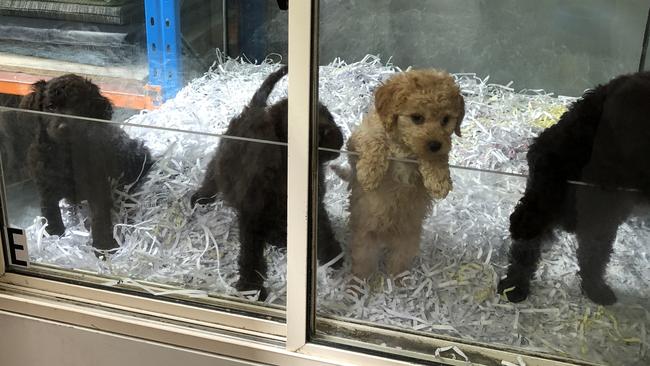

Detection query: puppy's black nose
xmin=428 ymin=141 xmax=442 ymax=152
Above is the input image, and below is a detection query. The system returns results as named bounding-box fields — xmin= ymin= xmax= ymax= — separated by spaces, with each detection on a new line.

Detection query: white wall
xmin=0 ymin=311 xmax=267 ymax=366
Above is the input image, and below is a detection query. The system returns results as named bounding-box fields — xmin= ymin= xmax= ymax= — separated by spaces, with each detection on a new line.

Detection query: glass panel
xmin=1 ymin=105 xmax=289 ymax=307
xmin=1 ymin=1 xmax=289 ymax=316
xmin=313 ymin=1 xmax=650 ymax=365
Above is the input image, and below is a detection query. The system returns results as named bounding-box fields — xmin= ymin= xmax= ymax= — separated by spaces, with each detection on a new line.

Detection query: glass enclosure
xmin=312 ymin=1 xmax=650 ymax=365
xmin=1 ymin=1 xmax=650 ymax=366
xmin=0 ymin=1 xmax=289 ymax=314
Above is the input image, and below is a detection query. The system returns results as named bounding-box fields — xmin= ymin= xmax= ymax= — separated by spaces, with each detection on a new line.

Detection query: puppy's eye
xmin=410 ymin=114 xmax=424 ymax=124
xmin=441 ymin=115 xmax=450 ymax=126
xmin=45 ymin=103 xmax=56 ymax=112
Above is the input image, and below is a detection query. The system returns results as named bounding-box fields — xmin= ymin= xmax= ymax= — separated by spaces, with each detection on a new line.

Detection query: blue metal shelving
xmin=143 ymin=0 xmax=270 ymax=102
xmin=144 ymin=0 xmax=183 ymax=102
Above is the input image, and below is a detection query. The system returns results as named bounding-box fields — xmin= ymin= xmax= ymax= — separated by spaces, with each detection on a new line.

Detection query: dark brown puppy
xmin=191 ymin=66 xmax=343 ymax=299
xmin=499 ymin=71 xmax=650 ymax=305
xmin=24 ymin=74 xmax=153 ymax=252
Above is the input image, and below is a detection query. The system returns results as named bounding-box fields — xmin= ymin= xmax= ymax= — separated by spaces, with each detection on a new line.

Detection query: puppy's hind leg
xmin=41 ymin=196 xmax=65 ymax=236
xmin=498 ymin=235 xmax=547 ymax=302
xmin=350 ymin=229 xmax=381 ymax=279
xmin=235 ymin=215 xmax=270 ymax=301
xmin=89 ymin=178 xmax=119 ymax=252
xmin=575 ymin=187 xmax=629 ymax=305
xmin=385 ymin=229 xmax=420 ymax=277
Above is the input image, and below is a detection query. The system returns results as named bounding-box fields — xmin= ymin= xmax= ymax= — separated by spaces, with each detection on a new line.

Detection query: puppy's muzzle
xmin=428 ymin=141 xmax=442 ymax=152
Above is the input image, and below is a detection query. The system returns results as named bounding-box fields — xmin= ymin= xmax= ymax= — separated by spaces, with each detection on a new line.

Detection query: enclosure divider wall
xmin=286 ymin=0 xmax=312 ymax=352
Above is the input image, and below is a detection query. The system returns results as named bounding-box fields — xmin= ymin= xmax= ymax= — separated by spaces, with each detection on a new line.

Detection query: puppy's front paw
xmin=419 ymin=161 xmax=452 ymax=199
xmin=355 ymin=152 xmax=389 ymax=192
xmin=92 ymin=237 xmax=119 ymax=251
xmin=424 ymin=174 xmax=452 ymax=199
xmin=497 ymin=275 xmax=530 ymax=303
xmin=46 ymin=222 xmax=65 ymax=236
xmin=235 ymin=279 xmax=268 ymax=302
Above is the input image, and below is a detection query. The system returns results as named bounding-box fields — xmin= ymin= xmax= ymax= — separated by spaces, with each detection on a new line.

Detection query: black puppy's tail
xmin=249 ymin=65 xmax=288 ymax=108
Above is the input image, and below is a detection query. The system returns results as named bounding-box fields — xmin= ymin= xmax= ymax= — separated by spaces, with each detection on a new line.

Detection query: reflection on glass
xmin=1 ymin=65 xmax=306 ymax=310
xmin=318 ymin=154 xmax=650 ymax=365
xmin=17 ymin=75 xmax=152 ymax=253
xmin=0 ymin=1 xmax=290 ymax=312
xmin=314 ymin=1 xmax=650 ymax=364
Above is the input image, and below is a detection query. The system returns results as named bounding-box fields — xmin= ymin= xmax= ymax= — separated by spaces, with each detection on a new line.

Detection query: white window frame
xmin=0 ymin=1 xmax=593 ymax=365
xmin=286 ymin=0 xmax=313 ymax=353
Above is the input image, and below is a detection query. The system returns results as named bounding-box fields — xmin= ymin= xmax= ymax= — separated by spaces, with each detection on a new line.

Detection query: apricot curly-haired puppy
xmin=346 ymin=70 xmax=465 ymax=278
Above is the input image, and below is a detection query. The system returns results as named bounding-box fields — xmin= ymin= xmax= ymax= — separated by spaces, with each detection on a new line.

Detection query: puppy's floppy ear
xmin=454 ymin=95 xmax=465 ymax=137
xmin=374 ymin=77 xmax=403 ymax=132
xmin=19 ymin=80 xmax=47 ymax=111
xmin=84 ymin=78 xmax=113 ymax=120
xmin=93 ymin=94 xmax=113 ymax=120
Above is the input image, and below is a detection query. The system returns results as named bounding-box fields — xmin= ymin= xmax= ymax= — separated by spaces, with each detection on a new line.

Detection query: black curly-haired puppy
xmin=191 ymin=66 xmax=344 ymax=299
xmin=24 ymin=74 xmax=153 ymax=252
xmin=499 ymin=71 xmax=650 ymax=305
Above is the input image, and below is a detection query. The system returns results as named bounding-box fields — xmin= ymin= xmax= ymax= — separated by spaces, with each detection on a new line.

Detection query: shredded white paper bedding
xmin=21 ymin=55 xmax=649 ymax=365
